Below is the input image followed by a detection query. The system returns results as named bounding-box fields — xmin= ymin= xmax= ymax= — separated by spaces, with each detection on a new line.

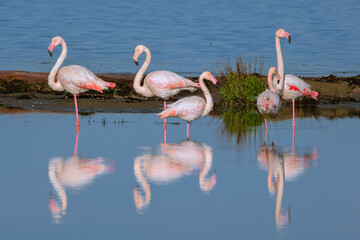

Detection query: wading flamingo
xmin=257 ymin=67 xmax=281 ymax=144
xmin=272 ymin=29 xmax=318 ymax=127
xmin=157 ymin=71 xmax=217 ymax=140
xmin=133 ymin=45 xmax=200 ymax=124
xmin=48 ymin=36 xmax=116 ymax=127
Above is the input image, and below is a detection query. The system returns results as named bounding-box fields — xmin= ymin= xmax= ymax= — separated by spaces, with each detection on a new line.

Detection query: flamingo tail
xmin=107 ymin=82 xmax=116 ymax=88
xmin=157 ymin=109 xmax=176 ymax=119
xmin=311 ymin=90 xmax=318 ymax=100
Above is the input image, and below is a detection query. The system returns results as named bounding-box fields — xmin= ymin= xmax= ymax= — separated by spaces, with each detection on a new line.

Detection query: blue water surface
xmin=0 ymin=0 xmax=359 ymax=76
xmin=0 ymin=112 xmax=359 ymax=239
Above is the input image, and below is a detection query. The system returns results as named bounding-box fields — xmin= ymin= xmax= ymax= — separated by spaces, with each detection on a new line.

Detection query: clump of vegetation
xmin=219 ymin=56 xmax=266 ymax=108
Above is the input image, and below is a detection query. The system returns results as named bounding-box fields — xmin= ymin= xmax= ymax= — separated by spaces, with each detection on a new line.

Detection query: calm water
xmin=0 ymin=112 xmax=359 ymax=239
xmin=0 ymin=0 xmax=360 ymax=76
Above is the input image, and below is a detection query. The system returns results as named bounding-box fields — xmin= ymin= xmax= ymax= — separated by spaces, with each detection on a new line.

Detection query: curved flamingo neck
xmin=199 ymin=75 xmax=213 ymax=117
xmin=199 ymin=146 xmax=215 ymax=192
xmin=267 ymin=68 xmax=276 ymax=92
xmin=133 ymin=48 xmax=152 ymax=96
xmin=133 ymin=156 xmax=151 ymax=210
xmin=275 ymin=36 xmax=285 ymax=94
xmin=275 ymin=160 xmax=285 ymax=226
xmin=49 ymin=160 xmax=68 ymax=215
xmin=48 ymin=40 xmax=66 ymax=91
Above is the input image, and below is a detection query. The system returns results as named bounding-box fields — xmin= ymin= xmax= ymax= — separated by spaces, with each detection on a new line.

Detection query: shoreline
xmin=0 ymin=70 xmax=359 ymax=115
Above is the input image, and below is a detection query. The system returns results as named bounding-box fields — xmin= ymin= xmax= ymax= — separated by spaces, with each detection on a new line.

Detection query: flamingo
xmin=48 ymin=36 xmax=116 ymax=127
xmin=132 ymin=45 xmax=200 ymax=124
xmin=257 ymin=67 xmax=281 ymax=143
xmin=157 ymin=71 xmax=217 ymax=140
xmin=271 ymin=29 xmax=318 ymax=127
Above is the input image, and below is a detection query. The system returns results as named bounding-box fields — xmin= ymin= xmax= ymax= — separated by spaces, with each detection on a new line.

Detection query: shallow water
xmin=0 ymin=0 xmax=360 ymax=76
xmin=0 ymin=111 xmax=359 ymax=239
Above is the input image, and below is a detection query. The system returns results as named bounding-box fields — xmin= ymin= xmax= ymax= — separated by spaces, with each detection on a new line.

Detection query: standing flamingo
xmin=257 ymin=67 xmax=281 ymax=143
xmin=132 ymin=45 xmax=200 ymax=124
xmin=157 ymin=71 xmax=217 ymax=140
xmin=48 ymin=36 xmax=116 ymax=127
xmin=272 ymin=29 xmax=318 ymax=127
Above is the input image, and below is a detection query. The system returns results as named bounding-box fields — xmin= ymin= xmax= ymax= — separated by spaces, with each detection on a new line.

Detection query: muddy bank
xmin=0 ymin=70 xmax=359 ymax=114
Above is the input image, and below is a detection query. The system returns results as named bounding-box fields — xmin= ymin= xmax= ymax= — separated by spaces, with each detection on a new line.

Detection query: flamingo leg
xmin=74 ymin=94 xmax=80 ymax=127
xmin=74 ymin=127 xmax=79 ymax=160
xmin=292 ymin=100 xmax=295 ymax=127
xmin=163 ymin=123 xmax=167 ymax=144
xmin=163 ymin=100 xmax=167 ymax=126
xmin=264 ymin=116 xmax=268 ymax=144
xmin=292 ymin=125 xmax=295 ymax=154
xmin=187 ymin=121 xmax=190 ymax=140
xmin=264 ymin=116 xmax=268 ymax=131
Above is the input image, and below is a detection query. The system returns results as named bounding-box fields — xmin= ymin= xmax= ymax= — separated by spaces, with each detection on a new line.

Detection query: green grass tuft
xmin=218 ymin=56 xmax=266 ymax=108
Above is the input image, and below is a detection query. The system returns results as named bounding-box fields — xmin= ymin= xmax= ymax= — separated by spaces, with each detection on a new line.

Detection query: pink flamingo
xmin=257 ymin=67 xmax=281 ymax=143
xmin=157 ymin=71 xmax=217 ymax=140
xmin=271 ymin=29 xmax=318 ymax=127
xmin=48 ymin=36 xmax=116 ymax=127
xmin=132 ymin=45 xmax=200 ymax=124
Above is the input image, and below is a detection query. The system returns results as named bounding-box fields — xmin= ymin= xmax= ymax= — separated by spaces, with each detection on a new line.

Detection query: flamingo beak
xmin=276 ymin=73 xmax=280 ymax=80
xmin=48 ymin=41 xmax=56 ymax=57
xmin=133 ymin=52 xmax=139 ymax=66
xmin=210 ymin=75 xmax=217 ymax=85
xmin=288 ymin=35 xmax=291 ymax=44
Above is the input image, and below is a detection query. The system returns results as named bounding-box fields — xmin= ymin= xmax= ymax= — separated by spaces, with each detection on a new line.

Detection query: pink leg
xmin=74 ymin=94 xmax=80 ymax=127
xmin=292 ymin=125 xmax=295 ymax=154
xmin=163 ymin=123 xmax=167 ymax=144
xmin=163 ymin=100 xmax=167 ymax=125
xmin=187 ymin=121 xmax=189 ymax=140
xmin=264 ymin=116 xmax=268 ymax=131
xmin=292 ymin=100 xmax=296 ymax=127
xmin=264 ymin=116 xmax=268 ymax=144
xmin=74 ymin=127 xmax=79 ymax=160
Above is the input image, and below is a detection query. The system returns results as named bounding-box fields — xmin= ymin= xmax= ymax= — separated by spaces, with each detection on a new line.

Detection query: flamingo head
xmin=202 ymin=71 xmax=217 ymax=85
xmin=48 ymin=36 xmax=63 ymax=57
xmin=276 ymin=29 xmax=291 ymax=44
xmin=133 ymin=45 xmax=147 ymax=66
xmin=268 ymin=67 xmax=280 ymax=80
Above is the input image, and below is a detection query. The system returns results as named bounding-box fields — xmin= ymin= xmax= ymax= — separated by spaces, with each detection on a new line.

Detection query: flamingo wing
xmin=158 ymin=96 xmax=205 ymax=121
xmin=145 ymin=71 xmax=198 ymax=90
xmin=257 ymin=89 xmax=281 ymax=115
xmin=57 ymin=65 xmax=115 ymax=94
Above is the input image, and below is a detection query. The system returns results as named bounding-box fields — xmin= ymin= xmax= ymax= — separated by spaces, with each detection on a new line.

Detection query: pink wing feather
xmin=57 ymin=65 xmax=115 ymax=94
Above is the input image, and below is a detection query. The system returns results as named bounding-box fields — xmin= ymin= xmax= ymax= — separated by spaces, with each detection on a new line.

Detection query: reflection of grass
xmin=220 ymin=109 xmax=264 ymax=143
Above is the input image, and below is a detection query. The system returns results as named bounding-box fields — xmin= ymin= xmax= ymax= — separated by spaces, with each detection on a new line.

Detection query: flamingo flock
xmin=47 ymin=29 xmax=318 ymax=139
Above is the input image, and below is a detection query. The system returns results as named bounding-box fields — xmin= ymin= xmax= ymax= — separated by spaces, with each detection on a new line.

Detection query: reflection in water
xmin=257 ymin=143 xmax=317 ymax=229
xmin=48 ymin=129 xmax=113 ymax=223
xmin=133 ymin=140 xmax=216 ymax=211
xmin=219 ymin=105 xmax=360 ymax=144
xmin=220 ymin=109 xmax=264 ymax=144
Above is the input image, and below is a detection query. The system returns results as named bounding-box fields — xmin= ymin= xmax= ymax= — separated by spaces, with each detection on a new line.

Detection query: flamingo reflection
xmin=257 ymin=143 xmax=317 ymax=229
xmin=133 ymin=140 xmax=216 ymax=211
xmin=48 ymin=129 xmax=113 ymax=223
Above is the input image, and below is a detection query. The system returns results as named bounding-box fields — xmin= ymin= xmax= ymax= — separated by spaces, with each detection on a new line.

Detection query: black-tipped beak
xmin=48 ymin=50 xmax=53 ymax=57
xmin=134 ymin=60 xmax=139 ymax=66
xmin=288 ymin=35 xmax=291 ymax=44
